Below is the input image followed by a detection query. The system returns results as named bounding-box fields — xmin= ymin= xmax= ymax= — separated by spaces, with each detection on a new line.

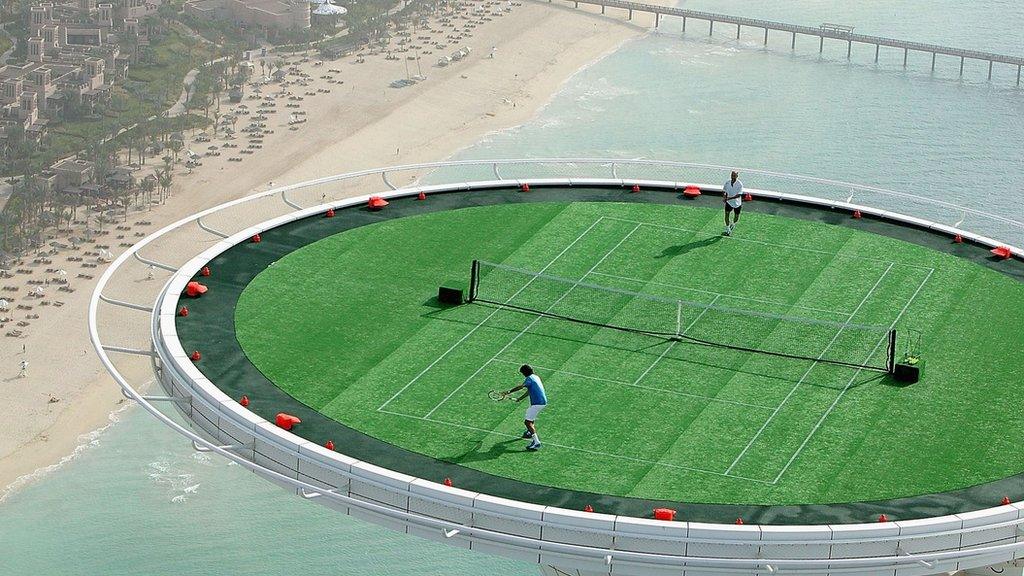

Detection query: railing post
xmin=600 ymin=4 xmax=604 ymax=13
xmin=627 ymin=8 xmax=631 ymax=20
xmin=736 ymin=23 xmax=740 ymax=39
xmin=682 ymin=15 xmax=686 ymax=33
xmin=960 ymin=56 xmax=964 ymax=76
xmin=875 ymin=44 xmax=879 ymax=63
xmin=847 ymin=40 xmax=851 ymax=59
xmin=709 ymin=19 xmax=713 ymax=35
xmin=819 ymin=35 xmax=823 ymax=53
xmin=1017 ymin=65 xmax=1021 ymax=86
xmin=988 ymin=60 xmax=993 ymax=81
xmin=655 ymin=12 xmax=659 ymax=27
xmin=763 ymin=28 xmax=768 ymax=46
xmin=791 ymin=31 xmax=795 ymax=49
xmin=931 ymin=52 xmax=936 ymax=72
xmin=903 ymin=47 xmax=908 ymax=67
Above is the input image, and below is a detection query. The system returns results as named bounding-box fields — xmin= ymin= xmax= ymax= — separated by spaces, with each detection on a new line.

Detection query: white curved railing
xmin=89 ymin=159 xmax=1024 ymax=576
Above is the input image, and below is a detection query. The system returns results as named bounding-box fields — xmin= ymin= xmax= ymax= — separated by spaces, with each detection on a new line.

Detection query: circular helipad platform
xmin=180 ymin=185 xmax=1024 ymax=524
xmin=91 ymin=160 xmax=1024 ymax=575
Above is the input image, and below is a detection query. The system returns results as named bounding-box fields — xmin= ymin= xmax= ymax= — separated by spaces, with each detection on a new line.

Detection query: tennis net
xmin=468 ymin=260 xmax=897 ymax=373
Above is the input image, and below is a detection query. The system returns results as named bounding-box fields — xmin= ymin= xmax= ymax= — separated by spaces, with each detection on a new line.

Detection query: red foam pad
xmin=653 ymin=508 xmax=677 ymax=521
xmin=185 ymin=281 xmax=208 ymax=297
xmin=682 ymin=186 xmax=701 ymax=198
xmin=991 ymin=246 xmax=1012 ymax=259
xmin=368 ymin=196 xmax=389 ymax=209
xmin=275 ymin=413 xmax=301 ymax=430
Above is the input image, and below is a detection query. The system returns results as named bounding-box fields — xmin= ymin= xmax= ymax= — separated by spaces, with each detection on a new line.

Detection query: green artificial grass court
xmin=234 ymin=200 xmax=1024 ymax=506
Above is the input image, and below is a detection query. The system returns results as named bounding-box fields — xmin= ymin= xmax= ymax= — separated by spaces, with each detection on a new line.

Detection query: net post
xmin=886 ymin=329 xmax=897 ymax=373
xmin=676 ymin=300 xmax=682 ymax=336
xmin=469 ymin=260 xmax=480 ymax=302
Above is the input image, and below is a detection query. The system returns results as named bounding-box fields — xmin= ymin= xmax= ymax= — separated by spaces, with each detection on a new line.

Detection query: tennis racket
xmin=488 ymin=390 xmax=512 ymax=401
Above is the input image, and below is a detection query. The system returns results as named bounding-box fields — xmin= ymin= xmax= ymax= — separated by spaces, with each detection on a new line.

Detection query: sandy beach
xmin=0 ymin=0 xmax=663 ymax=495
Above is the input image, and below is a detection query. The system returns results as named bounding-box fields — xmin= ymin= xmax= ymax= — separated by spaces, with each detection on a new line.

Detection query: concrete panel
xmin=685 ymin=522 xmax=761 ymax=562
xmin=829 ymin=521 xmax=901 ymax=571
xmin=542 ymin=507 xmax=616 ymax=549
xmin=760 ymin=524 xmax=833 ymax=560
xmin=896 ymin=516 xmax=963 ymax=555
xmin=959 ymin=506 xmax=1020 ymax=548
xmin=408 ymin=478 xmax=475 ymax=525
xmin=348 ymin=461 xmax=414 ymax=510
xmin=474 ymin=494 xmax=545 ymax=539
xmin=295 ymin=449 xmax=350 ymax=492
xmin=613 ymin=516 xmax=688 ymax=556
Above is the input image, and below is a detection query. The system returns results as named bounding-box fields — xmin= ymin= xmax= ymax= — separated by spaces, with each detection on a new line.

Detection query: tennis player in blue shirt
xmin=505 ymin=364 xmax=547 ymax=451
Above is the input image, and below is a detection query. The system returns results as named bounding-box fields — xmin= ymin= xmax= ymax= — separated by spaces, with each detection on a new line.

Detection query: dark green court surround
xmin=176 ymin=185 xmax=1024 ymax=525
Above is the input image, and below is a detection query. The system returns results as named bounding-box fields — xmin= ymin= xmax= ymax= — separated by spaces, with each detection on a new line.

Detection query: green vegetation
xmin=235 ymin=201 xmax=1024 ymax=506
xmin=0 ymin=31 xmax=12 ymax=57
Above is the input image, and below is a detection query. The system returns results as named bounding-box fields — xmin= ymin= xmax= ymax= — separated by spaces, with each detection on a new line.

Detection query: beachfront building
xmin=183 ymin=0 xmax=311 ymax=34
xmin=0 ymin=0 xmax=159 ymax=149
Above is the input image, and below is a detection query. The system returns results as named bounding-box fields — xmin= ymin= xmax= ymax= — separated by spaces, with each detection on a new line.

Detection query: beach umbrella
xmin=56 ymin=269 xmax=67 ymax=278
xmin=0 ymin=299 xmax=8 ymax=311
xmin=313 ymin=3 xmax=347 ymax=15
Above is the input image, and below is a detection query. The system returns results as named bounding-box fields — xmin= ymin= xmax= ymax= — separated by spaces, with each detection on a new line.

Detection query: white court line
xmin=377 ymin=216 xmax=608 ymax=412
xmin=589 ymin=271 xmax=850 ymax=318
xmin=631 ymin=294 xmax=721 ymax=387
xmin=770 ymin=267 xmax=934 ymax=484
xmin=422 ymin=223 xmax=644 ymax=419
xmin=602 ymin=215 xmax=935 ymax=272
xmin=378 ymin=407 xmax=773 ymax=485
xmin=490 ymin=358 xmax=774 ymax=411
xmin=723 ymin=261 xmax=895 ymax=476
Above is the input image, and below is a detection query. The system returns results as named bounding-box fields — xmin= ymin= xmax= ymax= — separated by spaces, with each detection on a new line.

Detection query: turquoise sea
xmin=1 ymin=2 xmax=1021 ymax=573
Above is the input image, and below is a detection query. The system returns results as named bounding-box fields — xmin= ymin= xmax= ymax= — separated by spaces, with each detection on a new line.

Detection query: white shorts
xmin=524 ymin=404 xmax=546 ymax=422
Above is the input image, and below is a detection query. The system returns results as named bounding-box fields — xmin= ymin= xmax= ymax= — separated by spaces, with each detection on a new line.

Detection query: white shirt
xmin=723 ymin=179 xmax=743 ymax=208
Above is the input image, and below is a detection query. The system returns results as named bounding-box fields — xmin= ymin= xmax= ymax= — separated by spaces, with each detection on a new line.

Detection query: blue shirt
xmin=524 ymin=374 xmax=547 ymax=405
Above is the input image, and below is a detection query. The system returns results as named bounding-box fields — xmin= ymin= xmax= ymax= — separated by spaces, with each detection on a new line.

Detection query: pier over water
xmin=557 ymin=0 xmax=1024 ymax=84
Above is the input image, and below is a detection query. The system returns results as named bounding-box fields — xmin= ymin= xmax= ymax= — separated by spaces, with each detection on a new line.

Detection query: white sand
xmin=0 ymin=0 xmax=664 ymax=493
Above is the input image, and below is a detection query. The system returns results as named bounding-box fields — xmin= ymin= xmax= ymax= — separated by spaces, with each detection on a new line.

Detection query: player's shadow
xmin=445 ymin=438 xmax=522 ymax=464
xmin=655 ymin=236 xmax=722 ymax=258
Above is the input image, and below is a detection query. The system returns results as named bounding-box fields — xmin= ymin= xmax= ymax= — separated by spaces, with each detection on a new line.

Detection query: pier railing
xmin=559 ymin=0 xmax=1024 ymax=81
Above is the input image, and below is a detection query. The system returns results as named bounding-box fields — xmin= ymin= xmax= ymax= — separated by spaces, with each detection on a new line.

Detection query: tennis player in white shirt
xmin=722 ymin=171 xmax=743 ymax=236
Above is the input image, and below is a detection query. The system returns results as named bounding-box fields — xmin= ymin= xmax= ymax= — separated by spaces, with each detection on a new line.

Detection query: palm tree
xmin=140 ymin=176 xmax=156 ymax=209
xmin=157 ymin=168 xmax=173 ymax=203
xmin=168 ymin=139 xmax=183 ymax=164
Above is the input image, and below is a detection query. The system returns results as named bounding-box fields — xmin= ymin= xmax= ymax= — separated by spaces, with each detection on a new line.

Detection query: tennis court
xmin=227 ymin=197 xmax=1024 ymax=509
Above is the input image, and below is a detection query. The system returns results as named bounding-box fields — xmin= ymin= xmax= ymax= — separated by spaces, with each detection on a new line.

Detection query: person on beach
xmin=723 ymin=171 xmax=743 ymax=236
xmin=504 ymin=364 xmax=547 ymax=451
xmin=18 ymin=359 xmax=28 ymax=378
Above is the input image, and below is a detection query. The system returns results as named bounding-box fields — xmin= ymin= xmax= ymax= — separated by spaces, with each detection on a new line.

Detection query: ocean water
xmin=2 ymin=1 xmax=1021 ymax=574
